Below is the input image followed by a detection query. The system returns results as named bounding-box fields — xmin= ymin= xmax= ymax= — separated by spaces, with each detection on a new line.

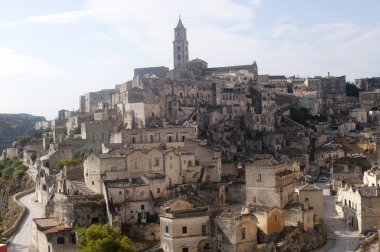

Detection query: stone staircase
xmin=70 ymin=180 xmax=97 ymax=195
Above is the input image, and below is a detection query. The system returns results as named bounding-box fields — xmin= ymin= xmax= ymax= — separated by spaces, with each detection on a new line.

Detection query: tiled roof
xmin=43 ymin=225 xmax=67 ymax=234
xmin=34 ymin=217 xmax=60 ymax=230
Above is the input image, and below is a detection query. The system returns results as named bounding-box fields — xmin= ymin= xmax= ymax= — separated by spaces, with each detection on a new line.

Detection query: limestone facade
xmin=245 ymin=155 xmax=299 ymax=208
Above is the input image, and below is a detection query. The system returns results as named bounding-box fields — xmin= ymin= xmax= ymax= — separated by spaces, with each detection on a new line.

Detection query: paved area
xmin=25 ymin=163 xmax=38 ymax=181
xmin=8 ymin=192 xmax=45 ymax=251
xmin=314 ymin=182 xmax=361 ymax=252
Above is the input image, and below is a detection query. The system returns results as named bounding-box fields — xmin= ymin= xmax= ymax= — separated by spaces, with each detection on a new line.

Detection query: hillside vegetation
xmin=0 ymin=113 xmax=45 ymax=153
xmin=0 ymin=158 xmax=34 ymax=235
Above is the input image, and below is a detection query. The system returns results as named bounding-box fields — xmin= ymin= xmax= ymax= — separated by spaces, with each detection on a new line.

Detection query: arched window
xmin=57 ymin=237 xmax=65 ymax=244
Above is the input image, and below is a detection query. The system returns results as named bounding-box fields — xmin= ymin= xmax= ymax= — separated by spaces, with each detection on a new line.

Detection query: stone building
xmin=134 ymin=66 xmax=169 ymax=78
xmin=184 ymin=139 xmax=222 ymax=183
xmin=331 ymin=156 xmax=371 ymax=188
xmin=31 ymin=218 xmax=76 ymax=252
xmin=355 ymin=77 xmax=380 ymax=91
xmin=245 ymin=155 xmax=299 ymax=208
xmin=173 ymin=18 xmax=189 ymax=71
xmin=80 ymin=89 xmax=116 ymax=113
xmin=295 ymin=183 xmax=323 ymax=222
xmin=51 ymin=194 xmax=106 ymax=228
xmin=315 ymin=141 xmax=345 ymax=169
xmin=336 ymin=185 xmax=380 ymax=233
xmin=84 ymin=150 xmax=129 ymax=194
xmin=110 ymin=125 xmax=198 ymax=148
xmin=81 ymin=120 xmax=115 ymax=145
xmin=160 ymin=207 xmax=212 ymax=252
xmin=124 ymin=102 xmax=160 ymax=128
xmin=349 ymin=108 xmax=368 ymax=124
xmin=283 ymin=202 xmax=314 ymax=232
xmin=103 ymin=178 xmax=154 ymax=225
xmin=252 ymin=206 xmax=284 ymax=236
xmin=211 ymin=208 xmax=258 ymax=252
xmin=363 ymin=166 xmax=380 ymax=187
xmin=359 ymin=91 xmax=380 ymax=110
xmin=56 ymin=164 xmax=84 ymax=195
xmin=84 ymin=146 xmax=203 ymax=195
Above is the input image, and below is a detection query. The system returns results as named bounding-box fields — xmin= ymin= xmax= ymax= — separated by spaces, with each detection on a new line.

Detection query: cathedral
xmin=167 ymin=18 xmax=258 ymax=82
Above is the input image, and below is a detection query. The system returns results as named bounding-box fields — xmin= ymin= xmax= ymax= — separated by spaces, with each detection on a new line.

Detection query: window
xmin=182 ymin=248 xmax=188 ymax=252
xmin=132 ymin=137 xmax=136 ymax=144
xmin=177 ymin=54 xmax=181 ymax=60
xmin=182 ymin=226 xmax=187 ymax=234
xmin=165 ymin=225 xmax=169 ymax=233
xmin=141 ymin=204 xmax=145 ymax=210
xmin=253 ymin=196 xmax=256 ymax=203
xmin=258 ymin=173 xmax=262 ymax=181
xmin=168 ymin=136 xmax=173 ymax=142
xmin=134 ymin=160 xmax=138 ymax=169
xmin=91 ymin=181 xmax=94 ymax=185
xmin=157 ymin=188 xmax=160 ymax=193
xmin=150 ymin=135 xmax=154 ymax=143
xmin=202 ymin=224 xmax=207 ymax=236
xmin=241 ymin=227 xmax=246 ymax=240
xmin=188 ymin=160 xmax=192 ymax=166
xmin=154 ymin=158 xmax=160 ymax=166
xmin=182 ymin=176 xmax=185 ymax=184
xmin=177 ymin=46 xmax=180 ymax=51
xmin=57 ymin=237 xmax=65 ymax=244
xmin=119 ymin=191 xmax=122 ymax=195
xmin=274 ymin=214 xmax=278 ymax=222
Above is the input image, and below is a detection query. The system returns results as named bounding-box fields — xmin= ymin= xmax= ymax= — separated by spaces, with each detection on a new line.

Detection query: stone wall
xmin=128 ymin=223 xmax=161 ymax=241
xmin=2 ymin=188 xmax=36 ymax=237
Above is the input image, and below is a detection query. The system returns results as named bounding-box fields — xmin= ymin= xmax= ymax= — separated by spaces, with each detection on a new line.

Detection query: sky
xmin=0 ymin=0 xmax=380 ymax=119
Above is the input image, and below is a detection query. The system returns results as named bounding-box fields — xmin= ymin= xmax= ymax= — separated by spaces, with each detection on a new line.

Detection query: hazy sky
xmin=0 ymin=0 xmax=380 ymax=119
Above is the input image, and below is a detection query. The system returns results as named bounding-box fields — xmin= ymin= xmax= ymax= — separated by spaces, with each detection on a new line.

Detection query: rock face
xmin=0 ymin=113 xmax=45 ymax=152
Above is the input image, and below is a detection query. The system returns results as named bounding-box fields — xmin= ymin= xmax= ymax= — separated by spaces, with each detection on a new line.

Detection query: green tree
xmin=77 ymin=224 xmax=136 ymax=252
xmin=55 ymin=159 xmax=82 ymax=170
xmin=74 ymin=147 xmax=101 ymax=162
xmin=18 ymin=135 xmax=31 ymax=145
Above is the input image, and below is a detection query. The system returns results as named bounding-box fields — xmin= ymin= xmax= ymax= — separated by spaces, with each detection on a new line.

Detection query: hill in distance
xmin=0 ymin=113 xmax=45 ymax=153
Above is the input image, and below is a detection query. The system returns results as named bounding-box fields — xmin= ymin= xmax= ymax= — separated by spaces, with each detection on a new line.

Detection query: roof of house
xmin=297 ymin=183 xmax=322 ymax=191
xmin=33 ymin=218 xmax=70 ymax=234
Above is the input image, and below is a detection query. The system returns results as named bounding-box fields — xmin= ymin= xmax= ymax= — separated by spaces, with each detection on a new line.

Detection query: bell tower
xmin=173 ymin=17 xmax=189 ymax=71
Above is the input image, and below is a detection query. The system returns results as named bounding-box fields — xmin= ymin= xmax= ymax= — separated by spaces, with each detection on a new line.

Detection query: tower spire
xmin=173 ymin=17 xmax=189 ymax=71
